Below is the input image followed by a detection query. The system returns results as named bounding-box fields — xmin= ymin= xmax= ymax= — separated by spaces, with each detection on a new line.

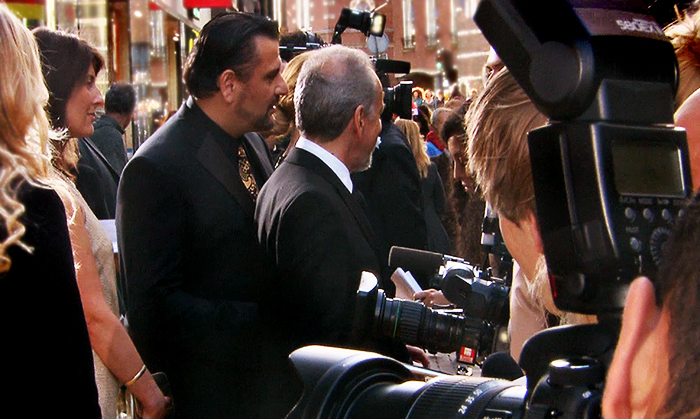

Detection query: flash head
xmin=332 ymin=8 xmax=386 ymax=44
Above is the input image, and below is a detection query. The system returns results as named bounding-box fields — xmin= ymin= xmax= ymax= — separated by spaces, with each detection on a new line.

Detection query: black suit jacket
xmin=116 ymin=97 xmax=275 ymax=419
xmin=352 ymin=120 xmax=429 ymax=289
xmin=257 ymin=147 xmax=380 ymax=344
xmin=90 ymin=114 xmax=129 ymax=174
xmin=7 ymin=184 xmax=101 ymax=417
xmin=255 ymin=147 xmax=408 ymax=416
xmin=77 ymin=136 xmax=120 ymax=219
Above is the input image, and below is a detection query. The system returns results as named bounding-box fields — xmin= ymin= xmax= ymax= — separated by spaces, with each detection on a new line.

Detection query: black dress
xmin=4 ymin=182 xmax=100 ymax=417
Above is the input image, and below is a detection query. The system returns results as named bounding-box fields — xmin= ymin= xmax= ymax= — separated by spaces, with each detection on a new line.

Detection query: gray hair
xmin=430 ymin=107 xmax=453 ymax=126
xmin=294 ymin=44 xmax=379 ymax=142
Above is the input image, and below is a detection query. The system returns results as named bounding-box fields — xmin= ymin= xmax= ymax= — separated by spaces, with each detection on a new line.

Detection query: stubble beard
xmin=355 ymin=153 xmax=373 ymax=173
xmin=252 ymin=110 xmax=275 ymax=132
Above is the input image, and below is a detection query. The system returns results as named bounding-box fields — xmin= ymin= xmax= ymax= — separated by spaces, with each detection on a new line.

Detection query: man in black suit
xmin=76 ymin=136 xmax=120 ymax=219
xmin=352 ymin=108 xmax=429 ymax=291
xmin=116 ymin=12 xmax=287 ymax=419
xmin=255 ymin=44 xmax=414 ymax=414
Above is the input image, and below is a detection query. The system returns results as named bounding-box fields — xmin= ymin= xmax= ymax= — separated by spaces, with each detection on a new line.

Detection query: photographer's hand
xmin=414 ymin=289 xmax=450 ymax=307
xmin=406 ymin=345 xmax=430 ymax=367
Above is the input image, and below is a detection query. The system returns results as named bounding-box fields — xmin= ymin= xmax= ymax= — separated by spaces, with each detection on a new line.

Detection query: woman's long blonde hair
xmin=395 ymin=118 xmax=431 ymax=178
xmin=0 ymin=4 xmax=60 ymax=272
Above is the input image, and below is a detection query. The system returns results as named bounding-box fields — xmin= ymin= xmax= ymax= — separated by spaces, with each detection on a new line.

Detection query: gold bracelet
xmin=124 ymin=364 xmax=147 ymax=387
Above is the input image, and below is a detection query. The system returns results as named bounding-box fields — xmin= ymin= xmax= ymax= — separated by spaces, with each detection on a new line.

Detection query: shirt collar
xmin=295 ymin=137 xmax=353 ymax=193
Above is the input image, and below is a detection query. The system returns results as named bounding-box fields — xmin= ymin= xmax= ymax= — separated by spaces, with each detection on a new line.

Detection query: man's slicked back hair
xmin=183 ymin=11 xmax=279 ymax=99
xmin=105 ymin=82 xmax=137 ymax=115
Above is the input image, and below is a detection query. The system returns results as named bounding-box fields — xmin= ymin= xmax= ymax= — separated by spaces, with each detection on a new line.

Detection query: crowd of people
xmin=4 ymin=3 xmax=700 ymax=419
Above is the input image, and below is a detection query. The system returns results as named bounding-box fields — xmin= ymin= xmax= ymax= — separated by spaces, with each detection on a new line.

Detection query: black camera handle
xmin=519 ymin=316 xmax=620 ymax=418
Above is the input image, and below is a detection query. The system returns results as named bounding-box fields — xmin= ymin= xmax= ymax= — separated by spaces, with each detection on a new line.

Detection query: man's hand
xmin=413 ymin=289 xmax=451 ymax=308
xmin=406 ymin=345 xmax=430 ymax=368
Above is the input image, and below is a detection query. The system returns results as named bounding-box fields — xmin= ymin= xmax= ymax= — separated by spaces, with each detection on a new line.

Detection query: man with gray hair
xmin=255 ymin=44 xmax=410 ymax=414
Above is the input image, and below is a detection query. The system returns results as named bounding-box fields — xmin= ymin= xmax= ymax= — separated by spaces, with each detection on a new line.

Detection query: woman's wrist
xmin=124 ymin=364 xmax=147 ymax=387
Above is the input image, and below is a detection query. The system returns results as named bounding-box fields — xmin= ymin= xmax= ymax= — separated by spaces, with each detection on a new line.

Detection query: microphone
xmin=480 ymin=351 xmax=523 ymax=381
xmin=388 ymin=246 xmax=466 ymax=279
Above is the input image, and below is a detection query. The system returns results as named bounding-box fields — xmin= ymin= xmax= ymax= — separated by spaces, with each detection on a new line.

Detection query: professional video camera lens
xmin=374 ymin=292 xmax=485 ymax=355
xmin=287 ymin=345 xmax=526 ymax=419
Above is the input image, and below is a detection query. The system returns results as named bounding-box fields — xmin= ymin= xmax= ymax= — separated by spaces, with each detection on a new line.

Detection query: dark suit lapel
xmin=286 ymin=147 xmax=377 ymax=245
xmin=197 ymin=133 xmax=256 ymax=217
xmin=80 ymin=137 xmax=120 ymax=180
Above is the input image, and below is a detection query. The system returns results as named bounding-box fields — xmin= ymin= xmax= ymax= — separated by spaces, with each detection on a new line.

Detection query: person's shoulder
xmin=131 ymin=116 xmax=194 ymax=160
xmin=265 ymin=158 xmax=315 ymax=192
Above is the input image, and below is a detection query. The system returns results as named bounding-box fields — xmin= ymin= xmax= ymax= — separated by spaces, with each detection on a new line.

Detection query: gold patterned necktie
xmin=238 ymin=143 xmax=259 ymax=201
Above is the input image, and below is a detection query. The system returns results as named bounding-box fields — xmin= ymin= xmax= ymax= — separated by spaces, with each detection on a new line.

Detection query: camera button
xmin=661 ymin=209 xmax=672 ymax=221
xmin=630 ymin=237 xmax=642 ymax=253
xmin=642 ymin=208 xmax=654 ymax=222
xmin=624 ymin=207 xmax=636 ymax=222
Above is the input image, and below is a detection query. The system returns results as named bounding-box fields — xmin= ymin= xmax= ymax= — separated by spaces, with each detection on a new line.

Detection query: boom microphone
xmin=388 ymin=246 xmax=466 ymax=280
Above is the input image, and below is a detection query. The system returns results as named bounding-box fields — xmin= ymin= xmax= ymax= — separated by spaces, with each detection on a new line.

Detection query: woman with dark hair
xmin=34 ymin=28 xmax=170 ymax=419
xmin=0 ymin=4 xmax=100 ymax=416
xmin=34 ymin=27 xmax=120 ymax=219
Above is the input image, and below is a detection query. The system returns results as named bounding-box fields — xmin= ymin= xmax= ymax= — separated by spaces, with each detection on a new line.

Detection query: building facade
xmin=6 ymin=0 xmax=490 ymax=152
xmin=276 ymin=0 xmax=492 ymax=96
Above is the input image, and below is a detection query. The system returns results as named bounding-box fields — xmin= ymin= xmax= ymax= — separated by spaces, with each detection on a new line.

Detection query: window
xmin=426 ymin=0 xmax=437 ymax=47
xmin=402 ymin=0 xmax=415 ymax=49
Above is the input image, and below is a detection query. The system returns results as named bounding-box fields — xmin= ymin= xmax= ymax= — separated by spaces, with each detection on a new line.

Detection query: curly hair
xmin=267 ymin=51 xmax=314 ymax=142
xmin=0 ymin=5 xmax=58 ymax=273
xmin=666 ymin=3 xmax=700 ymax=109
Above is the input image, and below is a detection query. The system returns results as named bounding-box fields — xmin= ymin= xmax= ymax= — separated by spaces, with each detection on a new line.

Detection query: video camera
xmin=278 ymin=31 xmax=326 ymax=63
xmin=285 ymin=1 xmax=694 ymax=418
xmin=352 ymin=272 xmax=491 ymax=359
xmin=388 ymin=246 xmax=509 ymax=327
xmin=331 ymin=6 xmax=413 ymax=120
xmin=350 ymin=245 xmax=509 ymax=364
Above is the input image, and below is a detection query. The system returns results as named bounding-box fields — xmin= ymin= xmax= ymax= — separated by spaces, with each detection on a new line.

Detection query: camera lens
xmin=288 ymin=345 xmax=526 ymax=419
xmin=375 ymin=297 xmax=484 ymax=354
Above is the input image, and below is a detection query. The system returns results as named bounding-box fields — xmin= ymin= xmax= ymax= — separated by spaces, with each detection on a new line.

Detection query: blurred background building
xmin=3 ymin=0 xmax=688 ymax=153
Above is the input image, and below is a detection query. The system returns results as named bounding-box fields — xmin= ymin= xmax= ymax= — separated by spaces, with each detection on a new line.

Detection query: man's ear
xmin=601 ymin=276 xmax=662 ymax=419
xmin=218 ymin=69 xmax=238 ymax=103
xmin=351 ymin=104 xmax=366 ymax=133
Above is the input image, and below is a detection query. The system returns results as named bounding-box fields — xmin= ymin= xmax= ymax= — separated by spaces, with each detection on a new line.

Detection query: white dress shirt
xmin=295 ymin=137 xmax=353 ymax=193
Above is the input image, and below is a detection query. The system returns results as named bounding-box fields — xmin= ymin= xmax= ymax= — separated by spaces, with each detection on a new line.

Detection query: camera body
xmin=331 ymin=7 xmax=414 ymax=122
xmin=381 ymin=79 xmax=413 ymax=120
xmin=385 ymin=246 xmax=510 ymax=362
xmin=352 ymin=272 xmax=493 ymax=361
xmin=475 ymin=0 xmax=692 ymax=314
xmin=529 ymin=122 xmax=690 ymax=313
xmin=439 ymin=260 xmax=510 ymax=327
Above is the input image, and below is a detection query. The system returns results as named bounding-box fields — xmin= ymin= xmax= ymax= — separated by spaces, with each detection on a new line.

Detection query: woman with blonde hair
xmin=0 ymin=4 xmax=100 ymax=416
xmin=267 ymin=50 xmax=314 ymax=164
xmin=34 ymin=27 xmax=170 ymax=418
xmin=395 ymin=118 xmax=452 ymax=255
xmin=665 ymin=2 xmax=700 ymax=109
